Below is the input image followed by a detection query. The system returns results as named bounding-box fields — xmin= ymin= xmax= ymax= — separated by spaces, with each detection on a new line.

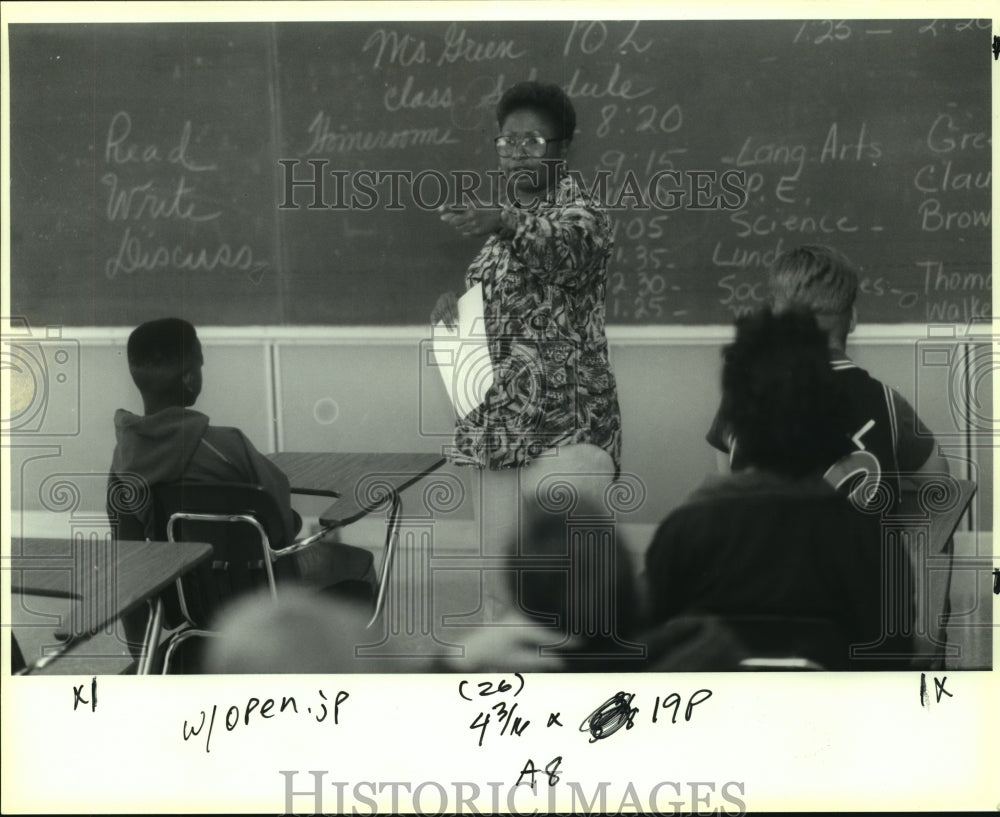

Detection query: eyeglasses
xmin=494 ymin=134 xmax=565 ymax=157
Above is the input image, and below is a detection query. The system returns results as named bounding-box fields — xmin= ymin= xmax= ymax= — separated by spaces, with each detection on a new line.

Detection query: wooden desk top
xmin=268 ymin=451 xmax=447 ymax=526
xmin=10 ymin=538 xmax=212 ymax=636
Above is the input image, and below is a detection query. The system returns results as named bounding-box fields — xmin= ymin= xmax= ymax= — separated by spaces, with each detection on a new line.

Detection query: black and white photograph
xmin=2 ymin=1 xmax=995 ymax=813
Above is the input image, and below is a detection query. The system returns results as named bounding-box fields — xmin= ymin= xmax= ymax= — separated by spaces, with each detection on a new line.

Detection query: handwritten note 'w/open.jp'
xmin=431 ymin=283 xmax=494 ymax=420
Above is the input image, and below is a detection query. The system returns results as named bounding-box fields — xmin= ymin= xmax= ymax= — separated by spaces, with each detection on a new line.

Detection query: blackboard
xmin=9 ymin=19 xmax=991 ymax=326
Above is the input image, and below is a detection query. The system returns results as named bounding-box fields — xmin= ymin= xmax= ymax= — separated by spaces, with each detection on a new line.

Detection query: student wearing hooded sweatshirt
xmin=106 ymin=318 xmax=374 ymax=669
xmin=107 ymin=317 xmax=298 ymax=543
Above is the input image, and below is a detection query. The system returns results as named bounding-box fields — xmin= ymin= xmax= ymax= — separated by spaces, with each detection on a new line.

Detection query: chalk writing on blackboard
xmin=100 ymin=111 xmax=267 ymax=282
xmin=9 ymin=20 xmax=989 ymax=325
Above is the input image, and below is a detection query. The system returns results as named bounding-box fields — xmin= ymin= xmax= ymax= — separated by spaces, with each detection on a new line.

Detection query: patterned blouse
xmin=450 ymin=174 xmax=623 ymax=473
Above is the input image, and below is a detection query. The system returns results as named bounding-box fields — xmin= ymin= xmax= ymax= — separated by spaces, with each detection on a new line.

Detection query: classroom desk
xmin=268 ymin=452 xmax=446 ymax=520
xmin=267 ymin=451 xmax=446 ymax=625
xmin=10 ymin=538 xmax=212 ymax=675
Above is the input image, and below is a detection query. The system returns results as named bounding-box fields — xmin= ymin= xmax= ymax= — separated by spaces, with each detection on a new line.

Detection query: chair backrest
xmin=151 ymin=482 xmax=295 ymax=627
xmin=825 ymin=473 xmax=976 ymax=668
xmin=895 ymin=478 xmax=977 ymax=668
xmin=106 ymin=472 xmax=153 ymax=541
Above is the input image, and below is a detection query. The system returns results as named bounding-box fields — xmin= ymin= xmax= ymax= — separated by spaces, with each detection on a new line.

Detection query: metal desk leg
xmin=136 ymin=598 xmax=164 ymax=675
xmin=367 ymin=491 xmax=401 ymax=629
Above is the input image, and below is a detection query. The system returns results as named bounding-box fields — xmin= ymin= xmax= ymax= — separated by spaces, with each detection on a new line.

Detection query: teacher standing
xmin=432 ymin=80 xmax=622 ymax=476
xmin=432 ymin=80 xmax=622 ymax=623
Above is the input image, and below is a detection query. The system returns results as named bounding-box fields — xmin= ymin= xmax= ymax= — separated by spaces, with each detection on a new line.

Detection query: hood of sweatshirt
xmin=110 ymin=407 xmax=210 ymax=487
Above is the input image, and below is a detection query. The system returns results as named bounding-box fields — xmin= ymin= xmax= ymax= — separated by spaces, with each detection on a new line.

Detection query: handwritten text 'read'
xmin=102 ymin=111 xmax=267 ymax=282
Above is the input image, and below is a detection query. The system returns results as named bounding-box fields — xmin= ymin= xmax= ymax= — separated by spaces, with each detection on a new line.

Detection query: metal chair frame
xmin=155 ymin=484 xmax=378 ymax=673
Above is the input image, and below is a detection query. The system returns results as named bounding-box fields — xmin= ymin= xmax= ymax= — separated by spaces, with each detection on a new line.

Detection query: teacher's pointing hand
xmin=439 ymin=204 xmax=504 ymax=238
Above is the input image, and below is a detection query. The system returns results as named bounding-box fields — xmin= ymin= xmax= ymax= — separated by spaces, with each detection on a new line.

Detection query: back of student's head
xmin=205 ymin=589 xmax=374 ymax=674
xmin=510 ymin=497 xmax=639 ymax=658
xmin=127 ymin=317 xmax=203 ymax=405
xmin=721 ymin=308 xmax=852 ymax=478
xmin=768 ymin=245 xmax=859 ymax=347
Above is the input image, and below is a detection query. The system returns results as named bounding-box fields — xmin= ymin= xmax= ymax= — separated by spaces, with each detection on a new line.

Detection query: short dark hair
xmin=721 ymin=308 xmax=852 ymax=478
xmin=496 ymin=81 xmax=576 ymax=141
xmin=127 ymin=317 xmax=202 ymax=396
xmin=769 ymin=245 xmax=859 ymax=345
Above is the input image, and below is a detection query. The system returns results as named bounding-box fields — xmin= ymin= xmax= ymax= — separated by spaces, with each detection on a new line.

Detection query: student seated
xmin=707 ymin=245 xmax=946 ymax=499
xmin=514 ymin=496 xmax=643 ymax=671
xmin=644 ymin=309 xmax=915 ymax=670
xmin=106 ymin=318 xmax=374 ymax=664
xmin=440 ymin=495 xmax=643 ymax=673
xmin=107 ymin=317 xmax=300 ymax=544
xmin=205 ymin=589 xmax=377 ymax=674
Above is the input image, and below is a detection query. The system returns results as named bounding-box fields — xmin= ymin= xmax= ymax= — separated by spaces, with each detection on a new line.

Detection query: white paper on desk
xmin=431 ymin=283 xmax=494 ymax=418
